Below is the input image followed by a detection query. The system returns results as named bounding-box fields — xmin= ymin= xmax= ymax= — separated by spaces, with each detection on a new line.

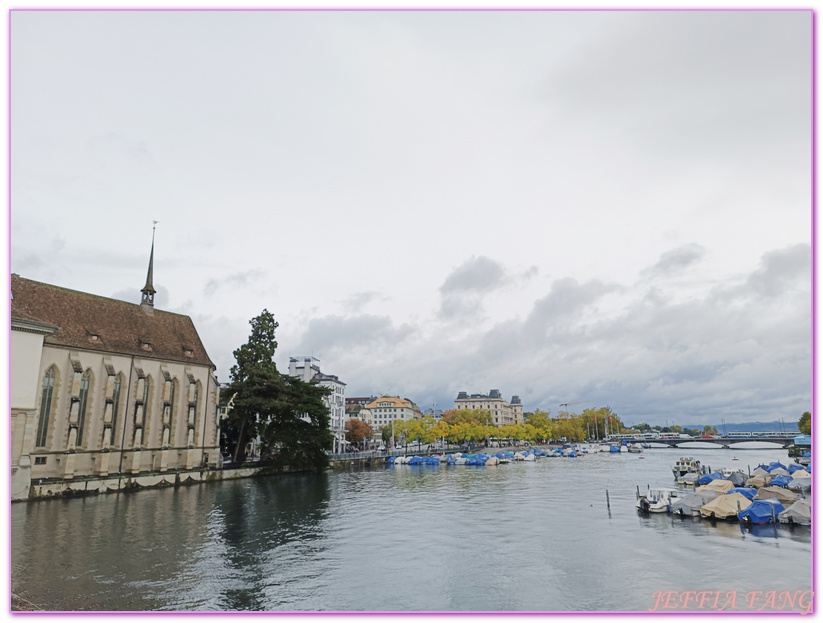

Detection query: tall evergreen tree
xmin=225 ymin=310 xmax=333 ymax=470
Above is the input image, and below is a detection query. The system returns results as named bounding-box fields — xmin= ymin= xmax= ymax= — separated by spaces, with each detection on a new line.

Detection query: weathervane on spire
xmin=141 ymin=222 xmax=158 ymax=307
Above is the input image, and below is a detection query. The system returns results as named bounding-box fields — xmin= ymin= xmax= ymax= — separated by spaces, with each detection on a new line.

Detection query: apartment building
xmin=454 ymin=389 xmax=524 ymax=426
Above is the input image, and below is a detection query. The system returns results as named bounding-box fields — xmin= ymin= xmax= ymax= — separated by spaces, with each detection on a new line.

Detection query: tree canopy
xmin=798 ymin=411 xmax=811 ymax=435
xmin=224 ymin=310 xmax=333 ymax=471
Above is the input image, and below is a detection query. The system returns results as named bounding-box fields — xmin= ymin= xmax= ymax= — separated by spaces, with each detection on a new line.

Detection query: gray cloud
xmin=641 ymin=244 xmax=706 ymax=279
xmin=439 ymin=256 xmax=506 ymax=295
xmin=438 ymin=256 xmax=507 ymax=321
xmin=291 ymin=314 xmax=417 ymax=358
xmin=744 ymin=243 xmax=810 ymax=297
xmin=332 ymin=245 xmax=807 ymax=426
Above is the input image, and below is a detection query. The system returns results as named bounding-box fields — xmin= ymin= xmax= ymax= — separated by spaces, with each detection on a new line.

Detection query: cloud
xmin=438 ymin=256 xmax=507 ymax=321
xmin=641 ymin=244 xmax=706 ymax=279
xmin=290 ymin=314 xmax=417 ymax=358
xmin=213 ymin=242 xmax=810 ymax=428
xmin=439 ymin=255 xmax=506 ymax=295
xmin=744 ymin=243 xmax=810 ymax=297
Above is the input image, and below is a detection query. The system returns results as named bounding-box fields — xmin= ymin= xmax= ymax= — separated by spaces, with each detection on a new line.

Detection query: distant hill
xmin=684 ymin=421 xmax=800 ymax=434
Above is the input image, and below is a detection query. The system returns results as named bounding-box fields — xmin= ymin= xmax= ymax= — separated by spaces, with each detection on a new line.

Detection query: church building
xmin=10 ymin=236 xmax=221 ymax=500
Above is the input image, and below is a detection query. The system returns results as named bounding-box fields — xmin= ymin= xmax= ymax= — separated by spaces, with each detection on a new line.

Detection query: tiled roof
xmin=10 ymin=275 xmax=214 ymax=368
xmin=365 ymin=396 xmax=411 ymax=409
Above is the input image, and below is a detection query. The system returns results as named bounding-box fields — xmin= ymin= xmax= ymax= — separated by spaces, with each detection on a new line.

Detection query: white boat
xmin=619 ymin=445 xmax=628 ymax=453
xmin=636 ymin=487 xmax=682 ymax=513
xmin=627 ymin=443 xmax=643 ymax=453
xmin=672 ymin=457 xmax=701 ymax=480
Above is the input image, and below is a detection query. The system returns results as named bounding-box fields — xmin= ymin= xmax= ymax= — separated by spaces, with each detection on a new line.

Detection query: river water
xmin=10 ymin=444 xmax=813 ymax=612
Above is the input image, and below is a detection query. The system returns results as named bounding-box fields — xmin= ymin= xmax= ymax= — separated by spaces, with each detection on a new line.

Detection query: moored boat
xmin=637 ymin=487 xmax=682 ymax=513
xmin=672 ymin=457 xmax=701 ymax=480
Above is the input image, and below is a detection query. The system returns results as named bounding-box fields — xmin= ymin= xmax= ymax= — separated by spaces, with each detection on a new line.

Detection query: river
xmin=10 ymin=444 xmax=812 ymax=612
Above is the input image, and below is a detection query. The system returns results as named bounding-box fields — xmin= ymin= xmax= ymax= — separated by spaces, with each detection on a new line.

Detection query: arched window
xmin=35 ymin=366 xmax=57 ymax=448
xmin=76 ymin=370 xmax=92 ymax=446
xmin=110 ymin=373 xmax=124 ymax=446
xmin=140 ymin=376 xmax=153 ymax=447
xmin=168 ymin=379 xmax=178 ymax=446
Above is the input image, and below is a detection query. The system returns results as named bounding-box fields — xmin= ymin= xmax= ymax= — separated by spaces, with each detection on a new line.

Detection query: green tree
xmin=225 ymin=310 xmax=333 ymax=471
xmin=798 ymin=411 xmax=811 ymax=435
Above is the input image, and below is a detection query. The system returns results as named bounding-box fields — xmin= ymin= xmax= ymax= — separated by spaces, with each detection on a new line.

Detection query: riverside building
xmin=288 ymin=356 xmax=347 ymax=453
xmin=10 ymin=235 xmax=220 ymax=501
xmin=454 ymin=390 xmax=524 ymax=426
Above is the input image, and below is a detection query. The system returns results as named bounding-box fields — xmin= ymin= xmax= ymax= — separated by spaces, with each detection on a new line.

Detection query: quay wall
xmin=21 ymin=444 xmax=554 ymax=501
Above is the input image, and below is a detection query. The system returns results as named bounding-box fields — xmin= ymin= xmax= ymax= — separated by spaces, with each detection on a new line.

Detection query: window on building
xmin=168 ymin=379 xmax=178 ymax=446
xmin=110 ymin=374 xmax=123 ymax=445
xmin=34 ymin=456 xmax=47 ymax=465
xmin=141 ymin=376 xmax=151 ymax=429
xmin=36 ymin=366 xmax=57 ymax=447
xmin=77 ymin=369 xmax=92 ymax=446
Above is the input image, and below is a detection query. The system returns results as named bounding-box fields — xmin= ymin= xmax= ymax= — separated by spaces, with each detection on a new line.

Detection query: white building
xmin=455 ymin=390 xmax=524 ymax=426
xmin=364 ymin=396 xmax=418 ymax=443
xmin=288 ymin=356 xmax=346 ymax=453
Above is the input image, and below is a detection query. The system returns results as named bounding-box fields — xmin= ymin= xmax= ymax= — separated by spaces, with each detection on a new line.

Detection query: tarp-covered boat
xmin=738 ymin=499 xmax=785 ymax=524
xmin=696 ymin=479 xmax=734 ymax=494
xmin=697 ymin=472 xmax=724 ymax=485
xmin=778 ymin=499 xmax=811 ymax=526
xmin=754 ymin=486 xmax=797 ymax=504
xmin=701 ymin=492 xmax=752 ymax=519
xmin=670 ymin=490 xmax=720 ymax=516
xmin=726 ymin=487 xmax=757 ymax=500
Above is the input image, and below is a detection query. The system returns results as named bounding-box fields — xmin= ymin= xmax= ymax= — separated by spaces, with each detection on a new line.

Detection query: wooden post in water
xmin=606 ymin=490 xmax=611 ymax=511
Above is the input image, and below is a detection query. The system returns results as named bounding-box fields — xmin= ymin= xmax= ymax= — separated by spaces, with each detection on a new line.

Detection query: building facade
xmin=288 ymin=356 xmax=347 ymax=452
xmin=364 ymin=396 xmax=417 ymax=430
xmin=10 ymin=266 xmax=221 ymax=500
xmin=455 ymin=390 xmax=524 ymax=426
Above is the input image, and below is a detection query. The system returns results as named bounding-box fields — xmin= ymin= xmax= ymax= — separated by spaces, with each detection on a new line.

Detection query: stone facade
xmin=454 ymin=390 xmax=524 ymax=426
xmin=11 ymin=275 xmax=221 ymax=500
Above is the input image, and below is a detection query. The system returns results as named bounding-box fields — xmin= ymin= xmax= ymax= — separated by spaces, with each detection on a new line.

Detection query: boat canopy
xmin=788 ymin=477 xmax=811 ymax=491
xmin=788 ymin=463 xmax=807 ymax=474
xmin=754 ymin=486 xmax=797 ymax=504
xmin=726 ymin=487 xmax=757 ymax=500
xmin=769 ymin=474 xmax=792 ymax=487
xmin=697 ymin=479 xmax=734 ymax=493
xmin=766 ymin=462 xmax=788 ymax=473
xmin=670 ymin=490 xmax=719 ymax=515
xmin=745 ymin=475 xmax=769 ymax=488
xmin=727 ymin=471 xmax=748 ymax=487
xmin=697 ymin=472 xmax=724 ymax=485
xmin=738 ymin=499 xmax=785 ymax=524
xmin=778 ymin=499 xmax=811 ymax=526
xmin=701 ymin=492 xmax=752 ymax=519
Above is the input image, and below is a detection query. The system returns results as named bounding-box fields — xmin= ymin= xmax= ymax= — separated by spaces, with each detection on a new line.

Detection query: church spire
xmin=140 ymin=222 xmax=157 ymax=307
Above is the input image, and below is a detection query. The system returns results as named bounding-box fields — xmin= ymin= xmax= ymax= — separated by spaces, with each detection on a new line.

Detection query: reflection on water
xmin=10 ymin=448 xmax=811 ymax=612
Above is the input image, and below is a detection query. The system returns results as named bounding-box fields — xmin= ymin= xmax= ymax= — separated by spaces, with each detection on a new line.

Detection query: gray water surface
xmin=10 ymin=446 xmax=812 ymax=612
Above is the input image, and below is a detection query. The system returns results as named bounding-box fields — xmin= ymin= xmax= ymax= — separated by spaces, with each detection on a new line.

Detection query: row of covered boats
xmin=387 ymin=449 xmax=550 ymax=466
xmin=637 ymin=458 xmax=811 ymax=526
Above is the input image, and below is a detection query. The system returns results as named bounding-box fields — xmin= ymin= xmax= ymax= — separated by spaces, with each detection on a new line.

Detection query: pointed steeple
xmin=140 ymin=222 xmax=157 ymax=307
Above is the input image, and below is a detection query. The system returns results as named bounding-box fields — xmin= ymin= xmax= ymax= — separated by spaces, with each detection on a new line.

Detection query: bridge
xmin=617 ymin=436 xmax=797 ymax=449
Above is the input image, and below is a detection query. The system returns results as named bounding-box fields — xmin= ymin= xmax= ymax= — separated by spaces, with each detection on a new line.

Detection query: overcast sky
xmin=10 ymin=9 xmax=812 ymax=426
